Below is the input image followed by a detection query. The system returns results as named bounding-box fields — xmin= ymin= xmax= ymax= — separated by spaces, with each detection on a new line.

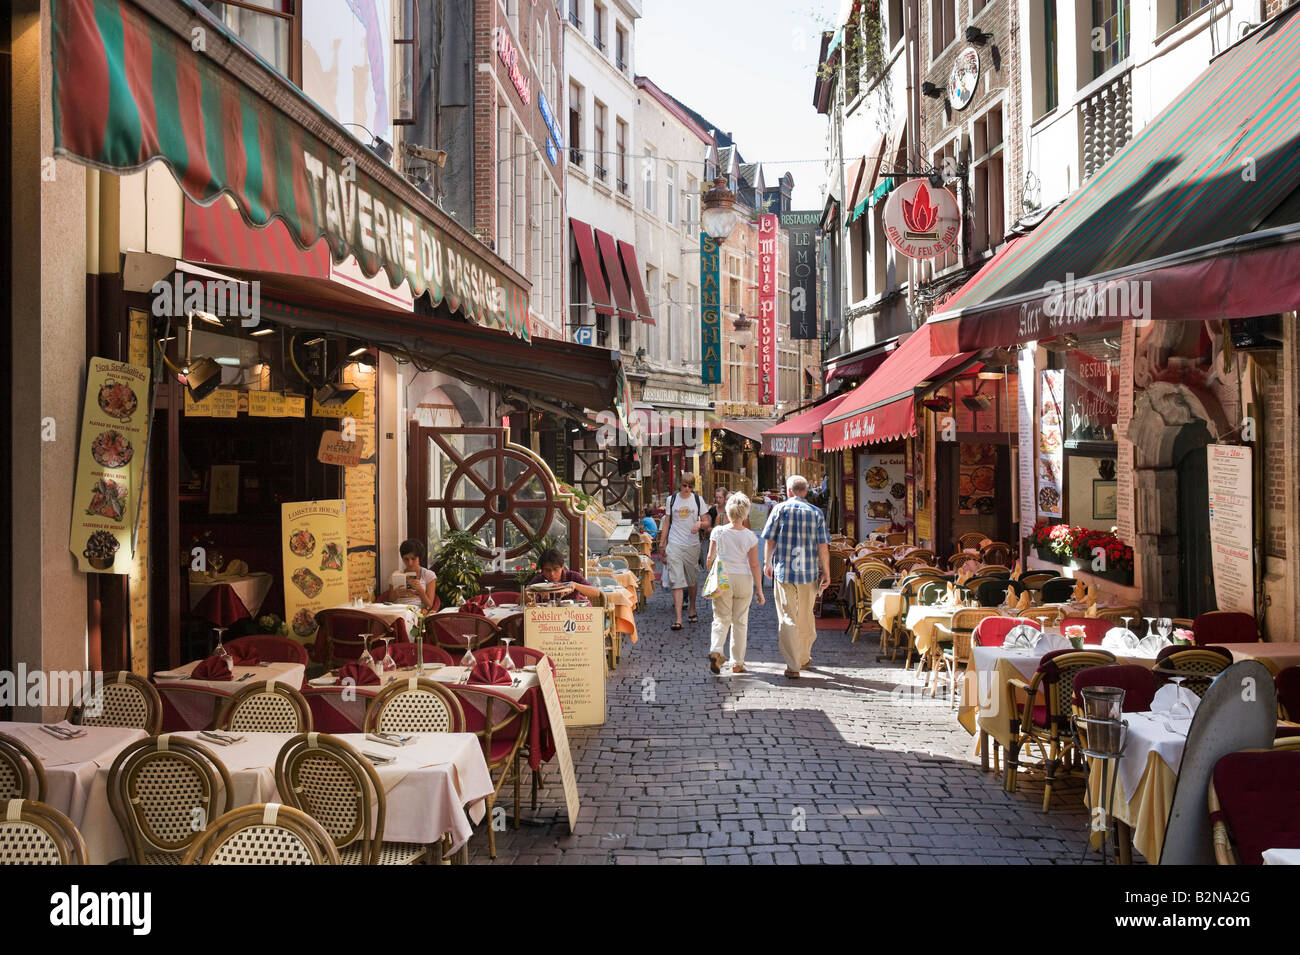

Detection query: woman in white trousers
xmin=704 ymin=493 xmax=764 ymax=674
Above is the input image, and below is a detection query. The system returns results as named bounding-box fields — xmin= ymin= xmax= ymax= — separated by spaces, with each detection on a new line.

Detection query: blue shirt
xmin=639 ymin=516 xmax=658 ymax=535
xmin=758 ymin=496 xmax=829 ymax=585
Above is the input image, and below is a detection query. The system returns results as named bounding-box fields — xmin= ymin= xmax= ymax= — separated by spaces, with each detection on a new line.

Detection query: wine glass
xmin=1168 ymin=676 xmax=1193 ymax=721
xmin=459 ymin=638 xmax=477 ymax=671
xmin=358 ymin=636 xmax=376 ymax=669
xmin=1157 ymin=617 xmax=1172 ymax=644
xmin=379 ymin=635 xmax=397 ymax=672
xmin=213 ymin=626 xmax=232 ymax=666
xmin=211 ymin=551 xmax=225 ymax=575
xmin=499 ymin=637 xmax=517 ymax=672
xmin=483 ymin=584 xmax=496 ymax=607
xmin=1144 ymin=617 xmax=1158 ymax=644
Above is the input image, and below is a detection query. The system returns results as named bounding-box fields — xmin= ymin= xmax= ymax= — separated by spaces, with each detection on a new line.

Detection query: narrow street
xmin=476 ymin=586 xmax=1092 ymax=864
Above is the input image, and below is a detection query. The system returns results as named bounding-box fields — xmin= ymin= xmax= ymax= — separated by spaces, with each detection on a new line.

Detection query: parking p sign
xmin=573 ymin=326 xmax=594 ymax=346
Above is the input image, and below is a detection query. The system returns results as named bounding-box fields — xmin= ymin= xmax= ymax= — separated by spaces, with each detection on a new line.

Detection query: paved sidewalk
xmin=471 ymin=583 xmax=1098 ymax=864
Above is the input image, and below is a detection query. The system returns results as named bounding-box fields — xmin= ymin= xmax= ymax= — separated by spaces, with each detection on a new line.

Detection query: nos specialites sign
xmin=780 ymin=211 xmax=819 ymax=340
xmin=757 ymin=213 xmax=778 ymax=405
xmin=881 ymin=180 xmax=959 ymax=259
xmin=700 ymin=232 xmax=722 ymax=384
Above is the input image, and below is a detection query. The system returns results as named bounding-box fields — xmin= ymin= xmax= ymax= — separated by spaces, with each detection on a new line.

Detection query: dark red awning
xmin=596 ymin=229 xmax=634 ymax=318
xmin=618 ymin=240 xmax=654 ymax=323
xmin=570 ymin=218 xmax=614 ymax=316
xmin=761 ymin=392 xmax=851 ymax=458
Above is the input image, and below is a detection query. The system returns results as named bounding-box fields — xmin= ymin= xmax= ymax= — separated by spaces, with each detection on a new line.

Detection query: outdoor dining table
xmin=871 ymin=587 xmax=902 ymax=635
xmin=188 ymin=571 xmax=273 ymax=618
xmin=153 ymin=661 xmax=307 ymax=731
xmin=310 ymin=602 xmax=421 ymax=664
xmin=172 ymin=730 xmax=494 ymax=853
xmin=0 ymin=720 xmax=146 ymax=865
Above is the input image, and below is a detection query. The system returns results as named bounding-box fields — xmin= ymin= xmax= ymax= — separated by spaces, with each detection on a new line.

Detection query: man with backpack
xmin=658 ymin=472 xmax=710 ymax=630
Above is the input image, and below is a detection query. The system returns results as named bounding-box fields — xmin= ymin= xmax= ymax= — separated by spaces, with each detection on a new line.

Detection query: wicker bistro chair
xmin=970 ymin=616 xmax=1043 ymax=772
xmin=1019 ymin=606 xmax=1063 ymax=628
xmin=65 ymin=670 xmax=162 ymax=734
xmin=1193 ymin=611 xmax=1259 ymax=646
xmin=0 ymin=799 xmax=88 ymax=865
xmin=107 ymin=735 xmax=234 ymax=864
xmin=1006 ymin=649 xmax=1118 ymax=810
xmin=182 ymin=803 xmax=340 ymax=865
xmin=430 ymin=614 xmax=500 ymax=655
xmin=980 ymin=542 xmax=1013 ymax=566
xmin=223 ymin=634 xmax=310 ymax=666
xmin=848 ymin=561 xmax=892 ymax=644
xmin=1018 ymin=571 xmax=1057 ymax=596
xmin=315 ymin=609 xmax=398 ymax=670
xmin=956 ymin=532 xmax=987 ymax=552
xmin=884 ymin=532 xmax=907 ymax=546
xmin=1039 ymin=576 xmax=1077 ymax=604
xmin=216 ymin=681 xmax=313 ymax=734
xmin=977 ymin=565 xmax=1012 ymax=577
xmin=446 ymin=685 xmax=530 ymax=860
xmin=274 ymin=733 xmax=430 ymax=865
xmin=1153 ymin=648 xmax=1233 ymax=698
xmin=1095 ymin=605 xmax=1142 ymax=626
xmin=0 ymin=733 xmax=46 ymax=801
xmin=931 ymin=608 xmax=1000 ymax=705
xmin=1207 ymin=749 xmax=1300 ymax=865
xmin=364 ymin=678 xmax=465 ymax=735
xmin=894 ymin=556 xmax=930 ymax=574
xmin=881 ymin=573 xmax=944 ymax=663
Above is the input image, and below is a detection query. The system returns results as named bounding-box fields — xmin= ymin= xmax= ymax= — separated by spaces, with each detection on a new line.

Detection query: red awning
xmin=762 ymin=392 xmax=851 ymax=458
xmin=596 ymin=229 xmax=634 ymax=318
xmin=571 ymin=219 xmax=614 ymax=315
xmin=822 ymin=324 xmax=973 ymax=450
xmin=618 ymin=240 xmax=654 ymax=323
xmin=824 ymin=341 xmax=895 ymax=384
xmin=843 ymin=156 xmax=868 ymax=214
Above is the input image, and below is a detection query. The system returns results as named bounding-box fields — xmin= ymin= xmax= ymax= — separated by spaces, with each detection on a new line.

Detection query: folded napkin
xmin=956 ymin=570 xmax=969 ymax=586
xmin=230 ymin=650 xmax=261 ymax=666
xmin=337 ymin=662 xmax=381 ymax=686
xmin=1002 ymin=585 xmax=1017 ymax=607
xmin=1010 ymin=559 xmax=1022 ymax=580
xmin=1085 ymin=602 xmax=1100 ymax=618
xmin=191 ymin=656 xmax=233 ymax=681
xmin=387 ymin=643 xmax=417 ymax=667
xmin=1151 ymin=682 xmax=1201 ymax=718
xmin=1085 ymin=583 xmax=1098 ymax=603
xmin=469 ymin=659 xmax=512 ymax=686
xmin=946 ymin=582 xmax=956 ymax=602
xmin=1102 ymin=627 xmax=1140 ymax=652
xmin=1073 ymin=579 xmax=1086 ymax=601
xmin=460 ymin=602 xmax=486 ymax=617
xmin=462 ymin=594 xmax=495 ymax=615
xmin=1004 ymin=624 xmax=1039 ymax=649
xmin=1016 ymin=590 xmax=1030 ymax=614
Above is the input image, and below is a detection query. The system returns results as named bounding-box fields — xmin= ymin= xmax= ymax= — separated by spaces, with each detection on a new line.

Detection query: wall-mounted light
xmin=965 ymin=25 xmax=994 ymax=45
xmin=921 ymin=81 xmax=943 ymax=98
xmin=349 ymin=345 xmax=369 ymax=357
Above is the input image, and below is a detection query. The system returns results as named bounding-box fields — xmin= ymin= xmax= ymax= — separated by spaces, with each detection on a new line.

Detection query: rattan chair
xmin=980 ymin=542 xmax=1013 ymax=566
xmin=216 ymin=681 xmax=313 ymax=734
xmin=907 ymin=549 xmax=936 ymax=564
xmin=446 ymin=685 xmax=530 ymax=860
xmin=931 ymin=608 xmax=999 ymax=705
xmin=1207 ymin=749 xmax=1300 ymax=865
xmin=956 ymin=532 xmax=986 ymax=552
xmin=1096 ymin=605 xmax=1142 ymax=626
xmin=315 ymin=609 xmax=398 ymax=670
xmin=1153 ymin=648 xmax=1232 ymax=698
xmin=274 ymin=733 xmax=430 ymax=865
xmin=364 ymin=678 xmax=465 ymax=734
xmin=65 ymin=670 xmax=162 ymax=734
xmin=894 ymin=556 xmax=930 ymax=573
xmin=977 ymin=564 xmax=1012 ymax=577
xmin=880 ymin=572 xmax=941 ymax=663
xmin=946 ymin=552 xmax=976 ymax=572
xmin=0 ymin=799 xmax=88 ymax=864
xmin=1018 ymin=571 xmax=1056 ymax=596
xmin=1006 ymin=649 xmax=1117 ymax=810
xmin=0 ymin=733 xmax=46 ymax=801
xmin=848 ymin=561 xmax=892 ymax=644
xmin=182 ymin=803 xmax=341 ymax=864
xmin=107 ymin=735 xmax=233 ymax=864
xmin=430 ymin=613 xmax=500 ymax=654
xmin=1019 ymin=605 xmax=1063 ymax=628
xmin=884 ymin=532 xmax=907 ymax=546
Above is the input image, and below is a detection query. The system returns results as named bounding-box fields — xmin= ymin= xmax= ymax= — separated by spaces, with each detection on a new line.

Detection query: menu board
xmin=1115 ymin=323 xmax=1137 ymax=543
xmin=534 ymin=660 xmax=580 ymax=832
xmin=342 ymin=364 xmax=378 ymax=601
xmin=184 ymin=388 xmax=239 ymax=418
xmin=310 ymin=391 xmax=365 ymax=419
xmin=1037 ymin=369 xmax=1064 ymax=516
xmin=958 ymin=443 xmax=997 ymax=515
xmin=126 ymin=313 xmax=152 ymax=674
xmin=1207 ymin=445 xmax=1254 ymax=615
xmin=524 ymin=606 xmax=606 ymax=726
xmin=70 ymin=357 xmax=151 ymax=574
xmin=1018 ymin=346 xmax=1037 ymax=532
xmin=1065 ymin=350 xmax=1118 ymax=442
xmin=858 ymin=453 xmax=905 ymax=529
xmin=281 ymin=500 xmax=350 ymax=645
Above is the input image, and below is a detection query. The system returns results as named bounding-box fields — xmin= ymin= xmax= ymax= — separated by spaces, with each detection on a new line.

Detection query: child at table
xmin=386 ymin=539 xmax=439 ymax=609
xmin=529 ymin=548 xmax=601 ymax=602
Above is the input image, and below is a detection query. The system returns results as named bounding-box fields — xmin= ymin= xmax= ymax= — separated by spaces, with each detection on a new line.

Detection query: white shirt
xmin=665 ymin=492 xmax=703 ymax=549
xmin=709 ymin=524 xmax=758 ymax=577
xmin=392 ymin=566 xmax=437 ymax=606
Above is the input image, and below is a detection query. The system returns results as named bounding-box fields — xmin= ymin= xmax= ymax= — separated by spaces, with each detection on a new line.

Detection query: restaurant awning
xmin=929 ymin=6 xmax=1300 ymax=353
xmin=824 ymin=339 xmax=896 ymax=385
xmin=843 ymin=156 xmax=868 ymax=220
xmin=51 ymin=0 xmax=530 ymax=339
xmin=848 ymin=134 xmax=887 ymax=224
xmin=618 ymin=241 xmax=654 ymax=323
xmin=717 ymin=420 xmax=770 ymax=445
xmin=571 ymin=219 xmax=615 ymax=315
xmin=596 ymin=229 xmax=634 ymax=319
xmin=761 ymin=391 xmax=851 ymax=458
xmin=822 ymin=323 xmax=975 ymax=450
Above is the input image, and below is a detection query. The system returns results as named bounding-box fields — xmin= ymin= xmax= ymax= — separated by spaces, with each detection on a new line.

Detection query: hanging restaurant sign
xmin=947 ymin=47 xmax=981 ymax=111
xmin=881 ymin=180 xmax=960 ymax=259
xmin=757 ymin=213 xmax=778 ymax=405
xmin=50 ymin=0 xmax=530 ymax=340
xmin=700 ymin=232 xmax=722 ymax=384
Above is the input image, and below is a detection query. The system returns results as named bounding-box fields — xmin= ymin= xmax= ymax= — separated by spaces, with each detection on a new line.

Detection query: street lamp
xmin=700 ymin=177 xmax=741 ymax=243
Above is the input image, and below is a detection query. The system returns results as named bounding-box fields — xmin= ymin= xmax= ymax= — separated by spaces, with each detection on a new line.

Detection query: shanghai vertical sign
xmin=757 ymin=214 xmax=778 ymax=405
xmin=700 ymin=232 xmax=721 ymax=384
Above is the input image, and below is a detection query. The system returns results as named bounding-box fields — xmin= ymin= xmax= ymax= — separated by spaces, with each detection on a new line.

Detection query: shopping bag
xmin=702 ymin=558 xmax=730 ymax=599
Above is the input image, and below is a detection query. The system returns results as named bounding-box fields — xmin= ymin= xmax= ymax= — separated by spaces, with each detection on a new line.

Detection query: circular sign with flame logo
xmin=881 ymin=180 xmax=960 ymax=259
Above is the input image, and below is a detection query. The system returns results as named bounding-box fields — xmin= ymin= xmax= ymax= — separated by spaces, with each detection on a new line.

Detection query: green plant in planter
xmin=431 ymin=530 xmax=484 ymax=606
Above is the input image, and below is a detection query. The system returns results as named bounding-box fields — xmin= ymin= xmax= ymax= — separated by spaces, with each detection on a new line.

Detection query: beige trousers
xmin=708 ymin=573 xmax=754 ymax=665
xmin=774 ymin=581 xmax=818 ymax=672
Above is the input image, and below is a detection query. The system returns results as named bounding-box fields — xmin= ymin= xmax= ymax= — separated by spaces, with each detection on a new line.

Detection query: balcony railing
xmin=616 ymin=57 xmax=627 ymax=73
xmin=595 ymin=164 xmax=608 ymax=182
xmin=569 ymin=148 xmax=583 ymax=167
xmin=594 ymin=36 xmax=606 ymax=52
xmin=568 ymin=11 xmax=582 ymax=29
xmin=617 ymin=178 xmax=629 ymax=196
xmin=1081 ymin=68 xmax=1132 ymax=182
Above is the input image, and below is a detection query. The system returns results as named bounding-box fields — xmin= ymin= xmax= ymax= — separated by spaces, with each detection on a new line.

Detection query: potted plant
xmin=1030 ymin=519 xmax=1134 ymax=584
xmin=430 ymin=529 xmax=484 ymax=607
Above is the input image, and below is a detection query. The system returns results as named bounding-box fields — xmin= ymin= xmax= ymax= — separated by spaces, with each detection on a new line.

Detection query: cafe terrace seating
xmin=1207 ymin=747 xmax=1300 ymax=865
xmin=223 ymin=634 xmax=309 ymax=666
xmin=431 ymin=614 xmax=500 ymax=654
xmin=1193 ymin=611 xmax=1259 ymax=645
xmin=216 ymin=682 xmax=313 ymax=734
xmin=1057 ymin=617 xmax=1110 ymax=644
xmin=314 ymin=609 xmax=400 ymax=670
xmin=1152 ymin=647 xmax=1233 ymax=698
xmin=448 ymin=686 xmax=530 ymax=860
xmin=1071 ymin=665 xmax=1156 ymax=713
xmin=182 ymin=803 xmax=340 ymax=865
xmin=364 ymin=679 xmax=465 ymax=735
xmin=0 ymin=732 xmax=46 ymax=801
xmin=932 ymin=608 xmax=999 ymax=706
xmin=0 ymin=799 xmax=88 ymax=865
xmin=66 ymin=671 xmax=163 ymax=736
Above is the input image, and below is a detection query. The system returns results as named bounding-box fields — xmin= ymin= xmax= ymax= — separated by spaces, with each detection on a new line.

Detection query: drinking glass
xmin=499 ymin=637 xmax=517 ymax=672
xmin=213 ymin=626 xmax=232 ymax=666
xmin=211 ymin=552 xmax=225 ymax=575
xmin=460 ymin=638 xmax=477 ymax=670
xmin=1168 ymin=676 xmax=1193 ymax=720
xmin=380 ymin=635 xmax=397 ymax=672
xmin=1144 ymin=617 xmax=1158 ymax=643
xmin=358 ymin=637 xmax=376 ymax=669
xmin=1157 ymin=617 xmax=1172 ymax=644
xmin=483 ymin=584 xmax=495 ymax=607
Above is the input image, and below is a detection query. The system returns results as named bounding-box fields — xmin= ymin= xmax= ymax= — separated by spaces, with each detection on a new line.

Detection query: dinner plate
xmin=308 ymin=675 xmax=339 ymax=686
xmin=523 ymin=665 xmax=538 ymax=672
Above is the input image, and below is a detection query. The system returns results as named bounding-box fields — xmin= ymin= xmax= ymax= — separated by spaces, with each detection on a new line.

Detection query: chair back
xmin=917 ymin=580 xmax=946 ymax=606
xmin=0 ymin=733 xmax=46 ymax=802
xmin=1058 ymin=617 xmax=1111 ymax=645
xmin=595 ymin=556 xmax=629 ymax=572
xmin=224 ymin=635 xmax=310 ymax=666
xmin=947 ymin=552 xmax=978 ymax=572
xmin=976 ymin=578 xmax=1023 ymax=607
xmin=1208 ymin=749 xmax=1300 ymax=865
xmin=430 ymin=614 xmax=500 ymax=653
xmin=893 ymin=556 xmax=929 ymax=573
xmin=1096 ymin=605 xmax=1142 ymax=625
xmin=274 ymin=733 xmax=385 ymax=864
xmin=948 ymin=608 xmax=999 ymax=658
xmin=65 ymin=671 xmax=162 ymax=734
xmin=0 ymin=799 xmax=88 ymax=864
xmin=107 ymin=735 xmax=233 ymax=864
xmin=1193 ymin=611 xmax=1258 ymax=646
xmin=1153 ymin=648 xmax=1232 ymax=697
xmin=1019 ymin=606 xmax=1062 ymax=628
xmin=828 ymin=552 xmax=848 ymax=589
xmin=217 ymin=681 xmax=313 ymax=733
xmin=1277 ymin=667 xmax=1300 ymax=722
xmin=1039 ymin=576 xmax=1076 ymax=603
xmin=446 ymin=686 xmax=530 ymax=771
xmin=980 ymin=542 xmax=1013 ymax=566
xmin=1019 ymin=571 xmax=1056 ymax=594
xmin=853 ymin=562 xmax=892 ymax=599
xmin=977 ymin=565 xmax=1012 ymax=577
xmin=972 ymin=616 xmax=1041 ymax=647
xmin=386 ymin=642 xmax=455 ymax=667
xmin=364 ymin=678 xmax=465 ymax=734
xmin=183 ymin=803 xmax=340 ymax=865
xmin=1072 ymin=664 xmax=1156 ymax=712
xmin=1032 ymin=650 xmax=1117 ymax=735
xmin=314 ymin=610 xmax=396 ymax=669
xmin=907 ymin=549 xmax=935 ymax=564
xmin=884 ymin=533 xmax=907 ymax=546
xmin=956 ymin=532 xmax=985 ymax=552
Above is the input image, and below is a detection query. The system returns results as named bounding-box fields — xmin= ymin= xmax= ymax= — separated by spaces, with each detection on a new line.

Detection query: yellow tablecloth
xmin=1220 ymin=641 xmax=1300 ymax=675
xmin=903 ymin=604 xmax=959 ymax=655
xmin=870 ymin=589 xmax=902 ymax=634
xmin=1086 ymin=744 xmax=1178 ymax=862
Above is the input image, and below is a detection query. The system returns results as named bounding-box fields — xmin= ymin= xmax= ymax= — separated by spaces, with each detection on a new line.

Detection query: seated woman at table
xmin=639 ymin=507 xmax=659 ymax=537
xmin=385 ymin=539 xmax=439 ymax=609
xmin=529 ymin=548 xmax=602 ymax=601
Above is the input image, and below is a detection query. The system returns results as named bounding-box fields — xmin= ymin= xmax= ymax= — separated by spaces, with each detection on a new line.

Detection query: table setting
xmin=153 ymin=653 xmax=307 ymax=731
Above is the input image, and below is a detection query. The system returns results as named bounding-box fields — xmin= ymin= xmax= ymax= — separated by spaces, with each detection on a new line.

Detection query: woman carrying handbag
xmin=703 ymin=492 xmax=764 ymax=674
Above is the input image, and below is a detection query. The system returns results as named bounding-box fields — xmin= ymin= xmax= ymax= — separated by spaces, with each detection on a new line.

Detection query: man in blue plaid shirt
xmin=759 ymin=475 xmax=831 ymax=678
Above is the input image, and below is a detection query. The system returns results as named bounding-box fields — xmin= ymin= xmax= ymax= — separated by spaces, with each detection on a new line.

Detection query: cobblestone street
xmin=473 ymin=584 xmax=1097 ymax=864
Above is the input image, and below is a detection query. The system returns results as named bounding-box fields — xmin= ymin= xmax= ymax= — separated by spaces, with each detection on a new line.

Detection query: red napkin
xmin=230 ymin=650 xmax=261 ymax=666
xmin=460 ymin=602 xmax=486 ymax=617
xmin=336 ymin=662 xmax=381 ymax=686
xmin=192 ymin=656 xmax=233 ymax=681
xmin=469 ymin=660 xmax=512 ymax=686
xmin=387 ymin=643 xmax=417 ymax=667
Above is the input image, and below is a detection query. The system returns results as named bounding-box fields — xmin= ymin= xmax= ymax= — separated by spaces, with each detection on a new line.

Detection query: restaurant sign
xmin=765 ymin=434 xmax=810 ymax=458
xmin=881 ymin=181 xmax=959 ymax=259
xmin=700 ymin=233 xmax=722 ymax=384
xmin=281 ymin=500 xmax=350 ymax=646
xmin=781 ymin=211 xmax=819 ymax=340
xmin=757 ymin=214 xmax=778 ymax=405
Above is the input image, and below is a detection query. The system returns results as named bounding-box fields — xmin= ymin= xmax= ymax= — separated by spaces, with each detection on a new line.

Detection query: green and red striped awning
xmin=929 ymin=5 xmax=1300 ymax=353
xmin=51 ymin=0 xmax=531 ymax=340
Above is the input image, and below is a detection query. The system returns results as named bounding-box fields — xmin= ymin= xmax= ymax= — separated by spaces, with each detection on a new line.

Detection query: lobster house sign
xmin=881 ymin=180 xmax=959 ymax=259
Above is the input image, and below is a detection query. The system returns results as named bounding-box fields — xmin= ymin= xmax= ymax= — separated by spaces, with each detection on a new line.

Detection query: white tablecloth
xmin=1263 ymin=849 xmax=1300 ymax=865
xmin=173 ymin=731 xmax=494 ymax=851
xmin=189 ymin=572 xmax=273 ymax=615
xmin=0 ymin=721 xmax=146 ymax=864
xmin=307 ymin=666 xmax=539 ymax=730
xmin=336 ymin=602 xmax=421 ymax=631
xmin=1109 ymin=711 xmax=1189 ymax=804
xmin=153 ymin=662 xmax=307 ymax=730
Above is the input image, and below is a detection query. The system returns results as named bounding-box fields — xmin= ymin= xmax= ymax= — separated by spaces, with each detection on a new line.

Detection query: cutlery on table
xmin=362 ymin=752 xmax=395 ymax=765
xmin=235 ymin=672 xmax=254 ymax=682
